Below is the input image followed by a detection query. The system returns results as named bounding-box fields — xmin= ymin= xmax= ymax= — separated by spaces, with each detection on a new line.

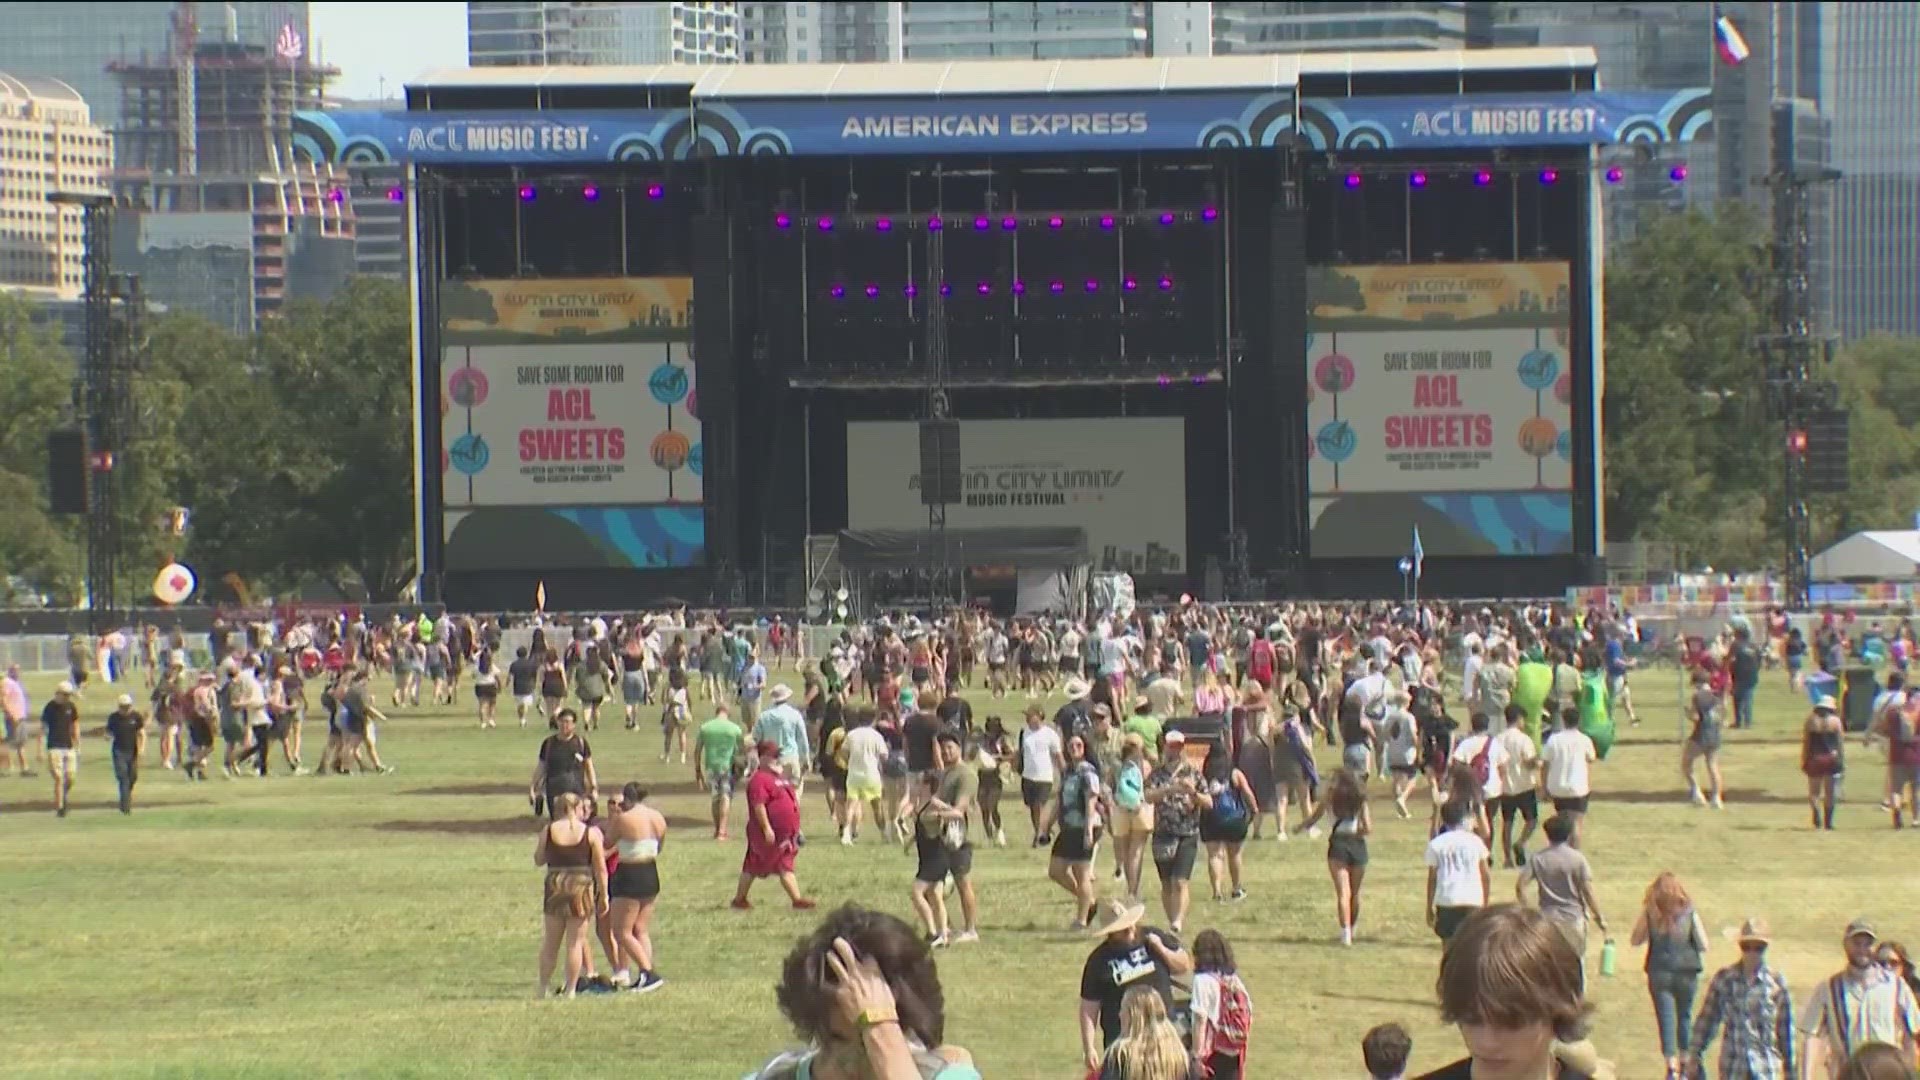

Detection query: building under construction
xmin=107 ymin=3 xmax=355 ymax=332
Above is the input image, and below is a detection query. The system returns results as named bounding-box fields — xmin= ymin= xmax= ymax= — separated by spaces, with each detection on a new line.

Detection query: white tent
xmin=1812 ymin=530 xmax=1920 ymax=581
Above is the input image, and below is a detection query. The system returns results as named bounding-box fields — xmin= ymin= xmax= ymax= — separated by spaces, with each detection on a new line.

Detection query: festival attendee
xmin=757 ymin=684 xmax=812 ymax=794
xmin=339 ymin=668 xmax=393 ymax=774
xmin=908 ymin=731 xmax=980 ymax=946
xmin=1078 ymin=898 xmax=1192 ymax=1072
xmin=1297 ymin=768 xmax=1371 ymax=945
xmin=1381 ymin=689 xmax=1421 ymax=818
xmin=1880 ymin=699 xmax=1920 ymax=830
xmin=1188 ymin=929 xmax=1252 ymax=1079
xmin=694 ymin=704 xmax=745 ymax=840
xmin=531 ymin=708 xmax=598 ymax=820
xmin=237 ymin=659 xmax=274 ymax=777
xmin=1272 ymin=704 xmax=1320 ymax=839
xmin=1425 ymin=798 xmax=1492 ymax=942
xmin=1449 ymin=712 xmax=1509 ymax=835
xmin=1144 ymin=729 xmax=1206 ymax=933
xmin=838 ymin=709 xmax=888 ymax=845
xmin=471 ymin=649 xmax=501 ymax=729
xmin=42 ymin=681 xmax=80 ymax=817
xmin=1685 ymin=668 xmax=1727 ymax=809
xmin=1515 ymin=814 xmax=1608 ymax=972
xmin=1839 ymin=1043 xmax=1917 ymax=1080
xmin=974 ymin=716 xmax=1011 ymax=847
xmin=603 ymin=781 xmax=667 ymax=992
xmin=1686 ymin=916 xmax=1795 ymax=1080
xmin=2 ymin=663 xmax=33 ymax=776
xmin=1415 ymin=904 xmax=1615 ymax=1080
xmin=1097 ymin=985 xmax=1195 ymax=1080
xmin=1018 ymin=704 xmax=1064 ymax=847
xmin=1110 ymin=733 xmax=1153 ymax=901
xmin=1800 ymin=919 xmax=1920 ymax=1080
xmin=507 ymin=646 xmax=540 ymax=727
xmin=1804 ymin=695 xmax=1846 ymax=830
xmin=1199 ymin=740 xmax=1256 ymax=904
xmin=1541 ymin=707 xmax=1598 ymax=848
xmin=746 ymin=905 xmax=980 ymax=1080
xmin=732 ymin=740 xmax=815 ymax=911
xmin=103 ymin=693 xmax=146 ymax=814
xmin=1630 ymin=872 xmax=1710 ymax=1078
xmin=1496 ymin=703 xmax=1541 ymax=867
xmin=1728 ymin=626 xmax=1763 ymax=730
xmin=533 ymin=791 xmax=608 ymax=999
xmin=1363 ymin=1024 xmax=1413 ymax=1080
xmin=572 ymin=648 xmax=611 ymax=731
xmin=539 ymin=648 xmax=568 ymax=728
xmin=1878 ymin=942 xmax=1920 ymax=1001
xmin=1049 ymin=732 xmax=1105 ymax=928
xmin=184 ymin=670 xmax=217 ymax=780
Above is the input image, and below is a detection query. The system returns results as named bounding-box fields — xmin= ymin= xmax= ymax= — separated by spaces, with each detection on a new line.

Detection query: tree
xmin=0 ymin=295 xmax=84 ymax=602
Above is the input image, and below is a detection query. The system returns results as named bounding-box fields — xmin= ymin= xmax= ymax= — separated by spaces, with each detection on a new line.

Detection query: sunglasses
xmin=1739 ymin=943 xmax=1766 ymax=953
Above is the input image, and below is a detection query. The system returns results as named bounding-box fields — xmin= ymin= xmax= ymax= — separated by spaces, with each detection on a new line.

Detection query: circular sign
xmin=447 ymin=367 xmax=489 ymax=408
xmin=1315 ymin=420 xmax=1357 ymax=464
xmin=1553 ymin=373 xmax=1574 ymax=406
xmin=153 ymin=562 xmax=197 ymax=605
xmin=650 ymin=430 xmax=691 ymax=471
xmin=1517 ymin=349 xmax=1560 ymax=391
xmin=1314 ymin=353 xmax=1355 ymax=395
xmin=648 ymin=363 xmax=690 ymax=405
xmin=448 ymin=433 xmax=491 ymax=476
xmin=1397 ymin=557 xmax=1414 ymax=575
xmin=1556 ymin=429 xmax=1574 ymax=462
xmin=687 ymin=441 xmax=704 ymax=478
xmin=1518 ymin=417 xmax=1559 ymax=458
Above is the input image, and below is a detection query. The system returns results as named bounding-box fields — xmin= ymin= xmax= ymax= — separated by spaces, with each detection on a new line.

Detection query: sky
xmin=311 ymin=1 xmax=468 ymax=103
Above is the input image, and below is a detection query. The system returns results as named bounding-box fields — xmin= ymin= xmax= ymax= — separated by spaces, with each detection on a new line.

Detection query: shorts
xmin=1050 ymin=824 xmax=1101 ymax=864
xmin=779 ymin=754 xmax=803 ymax=784
xmin=1499 ymin=790 xmax=1539 ymax=825
xmin=1328 ymin=833 xmax=1369 ymax=868
xmin=2 ymin=718 xmax=23 ymax=749
xmin=189 ymin=719 xmax=215 ymax=749
xmin=1552 ymin=916 xmax=1588 ymax=958
xmin=47 ymin=747 xmax=78 ymax=778
xmin=1894 ymin=762 xmax=1920 ymax=789
xmin=474 ymin=683 xmax=499 ymax=703
xmin=823 ymin=766 xmax=848 ymax=795
xmin=1021 ymin=778 xmax=1054 ymax=809
xmin=846 ymin=775 xmax=883 ymax=802
xmin=1552 ymin=795 xmax=1590 ymax=814
xmin=705 ymin=774 xmax=736 ymax=799
xmin=1607 ymin=673 xmax=1631 ymax=698
xmin=1390 ymin=763 xmax=1420 ymax=778
xmin=220 ymin=719 xmax=247 ymax=745
xmin=621 ymin=672 xmax=648 ymax=704
xmin=515 ymin=694 xmax=537 ymax=709
xmin=1152 ymin=833 xmax=1198 ymax=883
xmin=608 ymin=861 xmax=660 ymax=901
xmin=1341 ymin=743 xmax=1372 ymax=774
xmin=1434 ymin=905 xmax=1476 ymax=941
xmin=543 ymin=868 xmax=595 ymax=919
xmin=1110 ymin=804 xmax=1153 ymax=840
xmin=1200 ymin=815 xmax=1250 ymax=845
xmin=1059 ymin=658 xmax=1078 ymax=673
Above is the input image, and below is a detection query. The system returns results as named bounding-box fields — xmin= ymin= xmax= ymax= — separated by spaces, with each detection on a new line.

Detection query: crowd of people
xmin=10 ymin=601 xmax=1920 ymax=1078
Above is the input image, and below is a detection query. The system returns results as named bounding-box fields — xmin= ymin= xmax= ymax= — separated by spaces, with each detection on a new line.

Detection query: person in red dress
xmin=732 ymin=740 xmax=817 ymax=911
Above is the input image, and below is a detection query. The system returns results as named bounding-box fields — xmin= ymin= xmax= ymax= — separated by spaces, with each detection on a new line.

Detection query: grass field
xmin=0 ymin=665 xmax=1910 ymax=1079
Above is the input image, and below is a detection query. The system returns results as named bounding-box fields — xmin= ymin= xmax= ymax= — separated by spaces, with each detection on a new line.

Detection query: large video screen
xmin=437 ymin=277 xmax=705 ymax=570
xmin=1306 ymin=262 xmax=1574 ymax=558
xmin=846 ymin=418 xmax=1186 ymax=575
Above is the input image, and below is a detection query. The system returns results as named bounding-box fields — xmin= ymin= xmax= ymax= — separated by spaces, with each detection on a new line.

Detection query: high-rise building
xmin=1213 ymin=1 xmax=1469 ymax=54
xmin=898 ymin=1 xmax=1207 ymax=60
xmin=468 ymin=2 xmax=741 ymax=67
xmin=0 ymin=74 xmax=112 ymax=302
xmin=742 ymin=2 xmax=903 ymax=64
xmin=1824 ymin=3 xmax=1920 ymax=340
xmin=0 ymin=3 xmax=307 ymax=144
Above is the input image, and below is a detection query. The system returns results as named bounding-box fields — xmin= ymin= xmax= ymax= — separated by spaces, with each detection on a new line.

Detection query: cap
xmin=1132 ymin=695 xmax=1151 ymax=711
xmin=1844 ymin=917 xmax=1877 ymax=943
xmin=117 ymin=693 xmax=134 ymax=707
xmin=55 ymin=681 xmax=74 ymax=695
xmin=1814 ymin=695 xmax=1838 ymax=712
xmin=755 ymin=739 xmax=781 ymax=759
xmin=1163 ymin=729 xmax=1188 ymax=744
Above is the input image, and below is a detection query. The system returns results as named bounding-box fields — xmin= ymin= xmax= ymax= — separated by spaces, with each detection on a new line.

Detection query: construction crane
xmin=171 ymin=1 xmax=197 ymax=181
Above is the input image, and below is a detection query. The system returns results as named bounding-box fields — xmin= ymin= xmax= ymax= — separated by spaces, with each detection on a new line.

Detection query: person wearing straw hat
xmin=1799 ymin=919 xmax=1920 ymax=1080
xmin=1802 ymin=695 xmax=1846 ymax=830
xmin=1076 ymin=897 xmax=1192 ymax=1074
xmin=41 ymin=681 xmax=80 ymax=817
xmin=1686 ymin=917 xmax=1795 ymax=1080
xmin=754 ymin=683 xmax=811 ymax=794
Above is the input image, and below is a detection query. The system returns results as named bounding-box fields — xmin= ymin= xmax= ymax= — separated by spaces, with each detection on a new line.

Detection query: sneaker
xmin=1710 ymin=795 xmax=1724 ymax=810
xmin=1306 ymin=826 xmax=1322 ymax=839
xmin=839 ymin=832 xmax=854 ymax=847
xmin=929 ymin=933 xmax=950 ymax=949
xmin=1230 ymin=888 xmax=1247 ymax=903
xmin=633 ymin=971 xmax=666 ymax=993
xmin=1689 ymin=786 xmax=1705 ymax=806
xmin=994 ymin=827 xmax=1006 ymax=847
xmin=952 ymin=930 xmax=980 ymax=944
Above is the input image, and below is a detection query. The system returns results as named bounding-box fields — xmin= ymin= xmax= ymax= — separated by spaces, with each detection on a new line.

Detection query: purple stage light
xmin=326 ymin=188 xmax=345 ymax=204
xmin=385 ymin=187 xmax=404 ymax=203
xmin=975 ymin=281 xmax=991 ymax=295
xmin=1000 ymin=216 xmax=1017 ymax=231
xmin=1409 ymin=171 xmax=1428 ymax=188
xmin=1192 ymin=375 xmax=1207 ymax=386
xmin=1047 ymin=215 xmax=1064 ymax=229
xmin=974 ymin=216 xmax=990 ymax=231
xmin=1473 ymin=169 xmax=1494 ymax=187
xmin=1605 ymin=166 xmax=1625 ymax=184
xmin=582 ymin=185 xmax=601 ymax=201
xmin=817 ymin=216 xmax=834 ymax=232
xmin=1201 ymin=206 xmax=1218 ymax=221
xmin=1012 ymin=281 xmax=1028 ymax=296
xmin=1343 ymin=172 xmax=1363 ymax=189
xmin=1538 ymin=168 xmax=1560 ymax=185
xmin=645 ymin=183 xmax=664 ymax=200
xmin=1048 ymin=280 xmax=1065 ymax=295
xmin=938 ymin=282 xmax=952 ymax=296
xmin=829 ymin=284 xmax=845 ymax=299
xmin=1084 ymin=279 xmax=1099 ymax=293
xmin=1157 ymin=275 xmax=1174 ymax=291
xmin=904 ymin=283 xmax=919 ymax=297
xmin=1156 ymin=375 xmax=1172 ymax=388
xmin=518 ymin=185 xmax=537 ymax=202
xmin=1159 ymin=212 xmax=1176 ymax=226
xmin=1099 ymin=214 xmax=1115 ymax=230
xmin=864 ymin=284 xmax=880 ymax=299
xmin=775 ymin=212 xmax=792 ymax=229
xmin=926 ymin=216 xmax=944 ymax=231
xmin=875 ymin=217 xmax=893 ymax=232
xmin=1669 ymin=164 xmax=1689 ymax=183
xmin=1123 ymin=277 xmax=1138 ymax=292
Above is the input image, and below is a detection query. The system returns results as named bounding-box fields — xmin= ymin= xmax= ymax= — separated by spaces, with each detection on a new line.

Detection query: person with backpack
xmin=1049 ymin=732 xmax=1105 ymax=929
xmin=1189 ymin=929 xmax=1253 ymax=1079
xmin=1874 ymin=698 xmax=1920 ymax=830
xmin=1246 ymin=632 xmax=1277 ymax=692
xmin=1448 ymin=711 xmax=1509 ymax=818
xmin=1198 ymin=742 xmax=1257 ymax=904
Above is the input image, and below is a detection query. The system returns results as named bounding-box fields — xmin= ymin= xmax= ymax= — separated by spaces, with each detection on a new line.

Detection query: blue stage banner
xmin=689 ymin=92 xmax=1297 ymax=156
xmin=292 ymin=109 xmax=697 ymax=165
xmin=1296 ymin=88 xmax=1712 ymax=151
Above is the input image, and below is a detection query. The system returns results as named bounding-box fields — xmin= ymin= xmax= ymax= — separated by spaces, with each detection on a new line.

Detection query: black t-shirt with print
xmin=1079 ymin=927 xmax=1182 ymax=1048
xmin=539 ymin=734 xmax=591 ymax=790
xmin=106 ymin=708 xmax=146 ymax=754
xmin=507 ymin=657 xmax=540 ymax=696
xmin=42 ymin=699 xmax=78 ymax=749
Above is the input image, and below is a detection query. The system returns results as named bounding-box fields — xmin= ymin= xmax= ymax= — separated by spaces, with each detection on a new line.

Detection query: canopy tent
xmin=1812 ymin=530 xmax=1920 ymax=581
xmin=836 ymin=527 xmax=1090 ymax=616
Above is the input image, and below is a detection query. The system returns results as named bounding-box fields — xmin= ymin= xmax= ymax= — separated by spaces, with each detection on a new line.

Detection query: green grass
xmin=0 ymin=667 xmax=1906 ymax=1078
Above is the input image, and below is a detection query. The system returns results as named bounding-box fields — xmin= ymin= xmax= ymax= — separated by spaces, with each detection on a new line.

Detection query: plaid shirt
xmin=1692 ymin=961 xmax=1795 ymax=1080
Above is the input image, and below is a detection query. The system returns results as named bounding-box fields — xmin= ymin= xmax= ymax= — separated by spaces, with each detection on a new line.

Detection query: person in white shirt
xmin=1017 ymin=705 xmax=1064 ymax=847
xmin=839 ymin=712 xmax=890 ymax=844
xmin=1425 ymin=798 xmax=1491 ymax=942
xmin=1540 ymin=707 xmax=1598 ymax=847
xmin=1449 ymin=712 xmax=1509 ymax=806
xmin=1379 ymin=691 xmax=1421 ymax=818
xmin=1494 ymin=704 xmax=1541 ymax=869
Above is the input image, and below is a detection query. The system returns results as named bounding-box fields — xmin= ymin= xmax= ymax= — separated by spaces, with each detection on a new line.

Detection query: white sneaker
xmin=1689 ymin=786 xmax=1705 ymax=806
xmin=994 ymin=827 xmax=1006 ymax=847
xmin=1710 ymin=795 xmax=1724 ymax=810
xmin=1307 ymin=826 xmax=1322 ymax=839
xmin=840 ymin=832 xmax=853 ymax=846
xmin=930 ymin=933 xmax=950 ymax=948
xmin=952 ymin=930 xmax=980 ymax=944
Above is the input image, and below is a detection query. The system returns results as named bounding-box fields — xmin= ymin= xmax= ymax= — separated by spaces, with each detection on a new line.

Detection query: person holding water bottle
xmin=1514 ymin=814 xmax=1609 ymax=978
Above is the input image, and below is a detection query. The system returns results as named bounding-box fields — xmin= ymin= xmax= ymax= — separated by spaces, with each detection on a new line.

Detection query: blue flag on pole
xmin=1411 ymin=525 xmax=1425 ymax=580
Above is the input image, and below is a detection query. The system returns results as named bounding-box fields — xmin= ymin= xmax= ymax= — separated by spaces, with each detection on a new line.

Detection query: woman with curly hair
xmin=745 ymin=904 xmax=979 ymax=1080
xmin=1629 ymin=872 xmax=1708 ymax=1079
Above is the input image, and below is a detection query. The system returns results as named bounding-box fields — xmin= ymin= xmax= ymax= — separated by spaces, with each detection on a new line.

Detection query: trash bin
xmin=1841 ymin=667 xmax=1881 ymax=733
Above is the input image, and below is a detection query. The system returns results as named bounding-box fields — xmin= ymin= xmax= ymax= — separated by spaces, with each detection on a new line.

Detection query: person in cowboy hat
xmin=1800 ymin=918 xmax=1920 ymax=1080
xmin=1802 ymin=694 xmax=1846 ymax=830
xmin=1687 ymin=917 xmax=1796 ymax=1080
xmin=41 ymin=680 xmax=81 ymax=817
xmin=1076 ymin=897 xmax=1191 ymax=1074
xmin=753 ymin=683 xmax=811 ymax=793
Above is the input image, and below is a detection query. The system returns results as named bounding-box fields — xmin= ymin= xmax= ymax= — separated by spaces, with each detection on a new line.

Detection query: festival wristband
xmin=856 ymin=1007 xmax=899 ymax=1032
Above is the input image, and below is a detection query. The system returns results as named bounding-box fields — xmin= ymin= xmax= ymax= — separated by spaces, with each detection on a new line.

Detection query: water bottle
xmin=1599 ymin=937 xmax=1618 ymax=977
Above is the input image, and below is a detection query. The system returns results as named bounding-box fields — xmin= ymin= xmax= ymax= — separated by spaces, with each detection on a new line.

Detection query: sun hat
xmin=768 ymin=684 xmax=793 ymax=705
xmin=1063 ymin=677 xmax=1092 ymax=700
xmin=1089 ymin=898 xmax=1147 ymax=937
xmin=1813 ymin=695 xmax=1838 ymax=712
xmin=1736 ymin=917 xmax=1771 ymax=947
xmin=1163 ymin=729 xmax=1188 ymax=745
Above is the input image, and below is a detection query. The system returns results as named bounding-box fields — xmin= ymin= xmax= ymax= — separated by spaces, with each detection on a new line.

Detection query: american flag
xmin=1713 ymin=12 xmax=1750 ymax=66
xmin=275 ymin=23 xmax=304 ymax=61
